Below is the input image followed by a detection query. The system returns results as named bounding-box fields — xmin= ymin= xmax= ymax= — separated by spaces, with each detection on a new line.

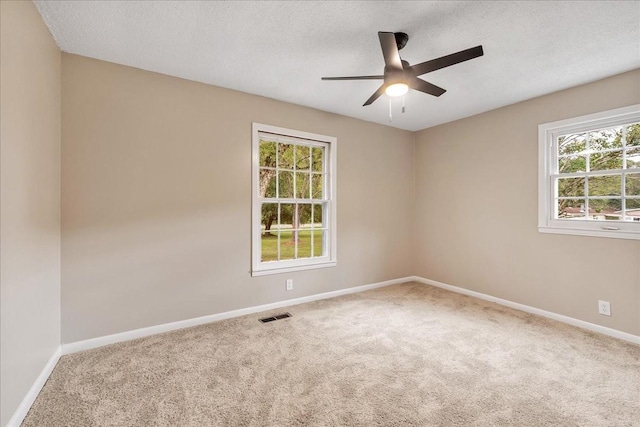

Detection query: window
xmin=251 ymin=123 xmax=337 ymax=276
xmin=538 ymin=104 xmax=640 ymax=240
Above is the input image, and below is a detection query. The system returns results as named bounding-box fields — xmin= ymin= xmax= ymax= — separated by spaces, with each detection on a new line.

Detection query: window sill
xmin=538 ymin=225 xmax=640 ymax=240
xmin=251 ymin=261 xmax=337 ymax=277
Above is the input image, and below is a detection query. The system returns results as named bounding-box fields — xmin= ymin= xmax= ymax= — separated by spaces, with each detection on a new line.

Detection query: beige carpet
xmin=23 ymin=282 xmax=639 ymax=426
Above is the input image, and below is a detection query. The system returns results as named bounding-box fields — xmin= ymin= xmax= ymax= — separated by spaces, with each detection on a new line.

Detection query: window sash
xmin=259 ymin=201 xmax=329 ymax=261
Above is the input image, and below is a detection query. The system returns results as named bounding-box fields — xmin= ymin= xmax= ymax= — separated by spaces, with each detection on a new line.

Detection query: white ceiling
xmin=34 ymin=1 xmax=640 ymax=131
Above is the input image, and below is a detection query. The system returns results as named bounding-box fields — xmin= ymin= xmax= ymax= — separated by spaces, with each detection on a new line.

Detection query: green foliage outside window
xmin=557 ymin=124 xmax=640 ymax=218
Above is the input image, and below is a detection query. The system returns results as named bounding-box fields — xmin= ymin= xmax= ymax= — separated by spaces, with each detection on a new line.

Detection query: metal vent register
xmin=259 ymin=312 xmax=292 ymax=323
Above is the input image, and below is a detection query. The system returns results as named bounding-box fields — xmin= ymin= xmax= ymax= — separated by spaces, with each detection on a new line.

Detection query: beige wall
xmin=414 ymin=69 xmax=640 ymax=335
xmin=0 ymin=1 xmax=61 ymax=425
xmin=61 ymin=54 xmax=415 ymax=343
xmin=60 ymin=55 xmax=640 ymax=341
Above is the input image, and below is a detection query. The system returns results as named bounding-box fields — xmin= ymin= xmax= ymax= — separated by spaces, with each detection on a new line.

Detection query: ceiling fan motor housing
xmin=384 ymin=65 xmax=406 ymax=86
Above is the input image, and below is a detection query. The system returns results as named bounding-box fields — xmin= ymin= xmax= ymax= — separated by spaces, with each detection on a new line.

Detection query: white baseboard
xmin=411 ymin=276 xmax=640 ymax=345
xmin=6 ymin=346 xmax=61 ymax=427
xmin=9 ymin=275 xmax=638 ymax=427
xmin=61 ymin=276 xmax=413 ymax=355
xmin=62 ymin=275 xmax=640 ymax=354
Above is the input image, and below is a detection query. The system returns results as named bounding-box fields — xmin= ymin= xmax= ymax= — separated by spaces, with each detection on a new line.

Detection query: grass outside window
xmin=261 ymin=229 xmax=324 ymax=262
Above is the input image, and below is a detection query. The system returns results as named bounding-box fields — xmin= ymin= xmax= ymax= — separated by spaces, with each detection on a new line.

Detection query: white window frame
xmin=251 ymin=123 xmax=337 ymax=276
xmin=538 ymin=104 xmax=640 ymax=240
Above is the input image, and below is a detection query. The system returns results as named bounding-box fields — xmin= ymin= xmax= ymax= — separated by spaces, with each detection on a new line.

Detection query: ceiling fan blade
xmin=363 ymin=85 xmax=385 ymax=106
xmin=321 ymin=75 xmax=384 ymax=81
xmin=410 ymin=45 xmax=484 ymax=76
xmin=378 ymin=32 xmax=403 ymax=71
xmin=410 ymin=78 xmax=446 ymax=97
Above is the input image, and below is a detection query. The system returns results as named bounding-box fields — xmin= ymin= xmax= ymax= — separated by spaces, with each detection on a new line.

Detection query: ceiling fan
xmin=321 ymin=32 xmax=484 ymax=106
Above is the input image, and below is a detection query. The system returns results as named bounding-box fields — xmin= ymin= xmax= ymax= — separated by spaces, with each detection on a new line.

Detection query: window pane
xmin=297 ymin=229 xmax=312 ymax=259
xmin=557 ymin=177 xmax=584 ymax=197
xmin=279 ymin=204 xmax=295 ymax=260
xmin=260 ymin=232 xmax=279 ymax=262
xmin=626 ymin=124 xmax=640 ymax=147
xmin=313 ymin=229 xmax=327 ymax=257
xmin=278 ymin=143 xmax=294 ymax=169
xmin=259 ymin=140 xmax=277 ymax=167
xmin=626 ymin=173 xmax=640 ymax=196
xmin=559 ymin=155 xmax=586 ymax=173
xmin=590 ymin=151 xmax=622 ymax=172
xmin=295 ymin=145 xmax=310 ymax=170
xmin=589 ymin=127 xmax=623 ymax=151
xmin=627 ymin=147 xmax=640 ymax=169
xmin=312 ymin=147 xmax=324 ymax=172
xmin=312 ymin=173 xmax=323 ymax=199
xmin=587 ymin=199 xmax=621 ymax=220
xmin=313 ymin=203 xmax=324 ymax=227
xmin=558 ymin=134 xmax=586 ymax=156
xmin=588 ymin=175 xmax=621 ymax=197
xmin=626 ymin=198 xmax=640 ymax=221
xmin=278 ymin=171 xmax=293 ymax=198
xmin=289 ymin=203 xmax=303 ymax=259
xmin=295 ymin=172 xmax=310 ymax=198
xmin=260 ymin=203 xmax=279 ymax=262
xmin=259 ymin=169 xmax=276 ymax=198
xmin=298 ymin=203 xmax=312 ymax=228
xmin=557 ymin=199 xmax=586 ymax=219
xmin=261 ymin=203 xmax=279 ymax=232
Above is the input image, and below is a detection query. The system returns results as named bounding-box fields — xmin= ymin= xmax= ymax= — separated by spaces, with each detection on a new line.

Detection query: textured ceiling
xmin=34 ymin=1 xmax=640 ymax=131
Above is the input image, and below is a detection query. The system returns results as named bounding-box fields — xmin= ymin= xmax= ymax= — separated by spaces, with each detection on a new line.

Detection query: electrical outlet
xmin=286 ymin=279 xmax=293 ymax=291
xmin=598 ymin=300 xmax=611 ymax=316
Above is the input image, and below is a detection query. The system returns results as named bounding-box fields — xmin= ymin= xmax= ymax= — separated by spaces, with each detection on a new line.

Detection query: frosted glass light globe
xmin=385 ymin=83 xmax=409 ymax=97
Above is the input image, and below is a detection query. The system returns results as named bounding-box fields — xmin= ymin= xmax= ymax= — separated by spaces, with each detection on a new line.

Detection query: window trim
xmin=251 ymin=123 xmax=337 ymax=276
xmin=538 ymin=104 xmax=640 ymax=240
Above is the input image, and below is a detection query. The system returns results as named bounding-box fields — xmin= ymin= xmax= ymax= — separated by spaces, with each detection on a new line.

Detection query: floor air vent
xmin=259 ymin=313 xmax=292 ymax=323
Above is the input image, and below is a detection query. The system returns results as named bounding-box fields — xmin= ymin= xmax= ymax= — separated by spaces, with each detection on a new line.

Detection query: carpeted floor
xmin=23 ymin=282 xmax=639 ymax=426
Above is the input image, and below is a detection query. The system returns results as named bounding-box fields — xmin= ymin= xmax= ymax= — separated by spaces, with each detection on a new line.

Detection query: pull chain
xmin=388 ymin=96 xmax=407 ymax=121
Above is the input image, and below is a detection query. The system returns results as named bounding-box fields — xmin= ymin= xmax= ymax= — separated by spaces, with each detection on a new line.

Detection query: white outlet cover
xmin=598 ymin=300 xmax=611 ymax=316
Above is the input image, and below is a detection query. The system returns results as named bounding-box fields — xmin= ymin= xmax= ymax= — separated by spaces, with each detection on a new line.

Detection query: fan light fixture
xmin=385 ymin=82 xmax=409 ymax=97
